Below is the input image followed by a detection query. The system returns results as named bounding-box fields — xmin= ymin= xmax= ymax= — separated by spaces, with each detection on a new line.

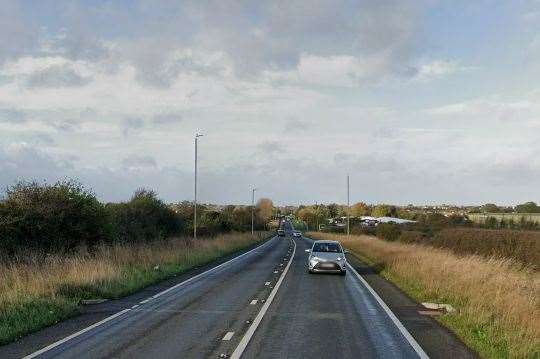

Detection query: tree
xmin=372 ymin=205 xmax=391 ymax=217
xmin=481 ymin=203 xmax=500 ymax=213
xmin=297 ymin=207 xmax=317 ymax=229
xmin=350 ymin=202 xmax=369 ymax=217
xmin=256 ymin=198 xmax=274 ymax=222
xmin=0 ymin=180 xmax=111 ymax=253
xmin=515 ymin=201 xmax=540 ymax=213
xmin=327 ymin=203 xmax=340 ymax=218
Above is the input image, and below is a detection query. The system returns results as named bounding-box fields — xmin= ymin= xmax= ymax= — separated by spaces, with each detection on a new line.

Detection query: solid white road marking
xmin=24 ymin=236 xmax=277 ymax=359
xmin=346 ymin=263 xmax=429 ymax=359
xmin=230 ymin=238 xmax=296 ymax=359
xmin=23 ymin=309 xmax=132 ymax=359
xmin=222 ymin=331 xmax=235 ymax=341
xmin=250 ymin=300 xmax=258 ymax=305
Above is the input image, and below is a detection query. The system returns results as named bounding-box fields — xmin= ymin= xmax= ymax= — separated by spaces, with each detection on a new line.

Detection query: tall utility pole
xmin=194 ymin=133 xmax=203 ymax=239
xmin=251 ymin=188 xmax=257 ymax=235
xmin=347 ymin=174 xmax=350 ymax=237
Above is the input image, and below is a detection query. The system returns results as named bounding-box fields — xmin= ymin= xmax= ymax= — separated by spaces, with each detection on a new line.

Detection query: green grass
xmin=0 ymin=299 xmax=78 ymax=346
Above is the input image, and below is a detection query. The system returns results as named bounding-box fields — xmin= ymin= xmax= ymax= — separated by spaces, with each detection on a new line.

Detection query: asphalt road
xmin=241 ymin=235 xmax=420 ymax=359
xmin=4 ymin=223 xmax=473 ymax=359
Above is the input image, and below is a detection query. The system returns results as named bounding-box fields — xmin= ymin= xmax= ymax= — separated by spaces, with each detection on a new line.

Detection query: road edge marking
xmin=23 ymin=236 xmax=277 ymax=359
xmin=346 ymin=263 xmax=430 ymax=359
xmin=230 ymin=238 xmax=296 ymax=359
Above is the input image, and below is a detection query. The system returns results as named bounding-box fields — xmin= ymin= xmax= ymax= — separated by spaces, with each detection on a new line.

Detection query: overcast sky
xmin=1 ymin=0 xmax=540 ymax=205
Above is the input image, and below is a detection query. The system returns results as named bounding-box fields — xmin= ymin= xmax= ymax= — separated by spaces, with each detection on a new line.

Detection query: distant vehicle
xmin=292 ymin=231 xmax=302 ymax=237
xmin=277 ymin=229 xmax=285 ymax=237
xmin=305 ymin=240 xmax=347 ymax=275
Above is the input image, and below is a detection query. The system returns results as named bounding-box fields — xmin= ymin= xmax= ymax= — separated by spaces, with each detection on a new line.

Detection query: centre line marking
xmin=230 ymin=238 xmax=296 ymax=359
xmin=222 ymin=331 xmax=235 ymax=341
xmin=23 ymin=236 xmax=279 ymax=359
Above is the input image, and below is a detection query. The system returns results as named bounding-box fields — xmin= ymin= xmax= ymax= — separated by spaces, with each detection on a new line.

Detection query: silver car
xmin=306 ymin=240 xmax=347 ymax=275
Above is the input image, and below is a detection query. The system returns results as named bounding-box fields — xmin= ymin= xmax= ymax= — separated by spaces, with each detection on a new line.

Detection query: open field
xmin=0 ymin=232 xmax=269 ymax=345
xmin=468 ymin=213 xmax=540 ymax=224
xmin=308 ymin=232 xmax=540 ymax=359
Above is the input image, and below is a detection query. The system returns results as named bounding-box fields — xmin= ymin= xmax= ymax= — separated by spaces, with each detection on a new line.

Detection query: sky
xmin=1 ymin=0 xmax=540 ymax=206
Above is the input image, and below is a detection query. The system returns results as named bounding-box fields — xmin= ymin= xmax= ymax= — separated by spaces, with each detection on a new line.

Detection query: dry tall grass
xmin=0 ymin=232 xmax=268 ymax=344
xmin=309 ymin=232 xmax=540 ymax=358
xmin=400 ymin=228 xmax=540 ymax=270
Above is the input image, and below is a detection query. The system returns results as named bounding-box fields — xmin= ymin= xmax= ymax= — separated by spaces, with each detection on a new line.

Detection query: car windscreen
xmin=312 ymin=243 xmax=342 ymax=253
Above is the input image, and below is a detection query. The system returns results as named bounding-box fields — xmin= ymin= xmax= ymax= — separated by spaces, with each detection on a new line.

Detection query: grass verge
xmin=308 ymin=232 xmax=540 ymax=359
xmin=0 ymin=232 xmax=269 ymax=345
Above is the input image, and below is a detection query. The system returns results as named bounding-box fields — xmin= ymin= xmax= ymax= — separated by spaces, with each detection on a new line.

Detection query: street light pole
xmin=194 ymin=133 xmax=203 ymax=239
xmin=251 ymin=188 xmax=257 ymax=235
xmin=347 ymin=174 xmax=350 ymax=237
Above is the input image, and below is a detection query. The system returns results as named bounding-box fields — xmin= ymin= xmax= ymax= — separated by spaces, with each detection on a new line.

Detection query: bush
xmin=429 ymin=228 xmax=540 ymax=269
xmin=351 ymin=224 xmax=375 ymax=236
xmin=106 ymin=189 xmax=182 ymax=243
xmin=398 ymin=230 xmax=425 ymax=244
xmin=0 ymin=180 xmax=110 ymax=254
xmin=375 ymin=223 xmax=401 ymax=241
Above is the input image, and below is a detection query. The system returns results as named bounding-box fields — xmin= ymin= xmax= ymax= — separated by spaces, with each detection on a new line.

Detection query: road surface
xmin=2 ymin=223 xmax=474 ymax=359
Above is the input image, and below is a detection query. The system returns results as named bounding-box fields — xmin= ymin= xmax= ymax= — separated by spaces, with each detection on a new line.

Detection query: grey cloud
xmin=257 ymin=141 xmax=285 ymax=155
xmin=25 ymin=132 xmax=56 ymax=146
xmin=49 ymin=119 xmax=82 ymax=132
xmin=130 ymin=46 xmax=225 ymax=88
xmin=121 ymin=155 xmax=157 ymax=170
xmin=0 ymin=108 xmax=27 ymax=124
xmin=284 ymin=118 xmax=310 ymax=133
xmin=1 ymin=0 xmax=427 ymax=86
xmin=26 ymin=64 xmax=91 ymax=88
xmin=334 ymin=152 xmax=405 ymax=173
xmin=152 ymin=113 xmax=183 ymax=126
xmin=121 ymin=117 xmax=144 ymax=136
xmin=0 ymin=144 xmax=75 ymax=188
xmin=0 ymin=1 xmax=40 ymax=63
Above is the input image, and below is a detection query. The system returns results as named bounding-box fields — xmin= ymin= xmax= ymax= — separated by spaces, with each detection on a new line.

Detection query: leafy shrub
xmin=429 ymin=228 xmax=540 ymax=269
xmin=106 ymin=188 xmax=182 ymax=242
xmin=0 ymin=180 xmax=110 ymax=254
xmin=398 ymin=230 xmax=425 ymax=244
xmin=375 ymin=223 xmax=401 ymax=241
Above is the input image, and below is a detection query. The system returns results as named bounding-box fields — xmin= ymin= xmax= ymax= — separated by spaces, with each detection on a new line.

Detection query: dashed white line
xmin=264 ymin=281 xmax=271 ymax=286
xmin=222 ymin=331 xmax=235 ymax=341
xmin=250 ymin=300 xmax=258 ymax=305
xmin=230 ymin=238 xmax=296 ymax=359
xmin=23 ymin=236 xmax=278 ymax=359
